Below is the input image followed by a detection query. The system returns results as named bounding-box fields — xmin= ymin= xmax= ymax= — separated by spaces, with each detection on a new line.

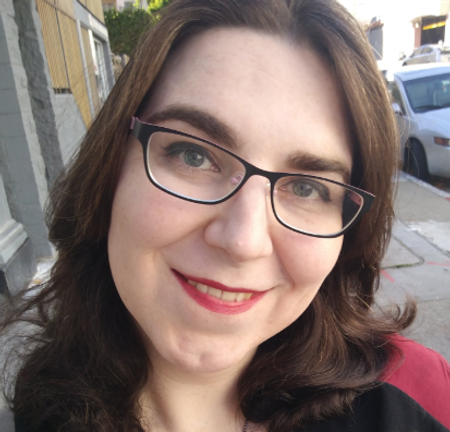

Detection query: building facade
xmin=338 ymin=0 xmax=450 ymax=66
xmin=0 ymin=0 xmax=114 ymax=295
xmin=102 ymin=0 xmax=148 ymax=12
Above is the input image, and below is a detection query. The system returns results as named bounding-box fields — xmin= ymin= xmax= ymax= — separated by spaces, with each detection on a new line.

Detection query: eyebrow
xmin=145 ymin=104 xmax=237 ymax=149
xmin=286 ymin=152 xmax=351 ymax=183
xmin=145 ymin=104 xmax=350 ymax=181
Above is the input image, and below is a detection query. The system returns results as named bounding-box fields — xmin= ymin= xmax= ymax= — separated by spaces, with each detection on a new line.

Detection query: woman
xmin=2 ymin=0 xmax=450 ymax=431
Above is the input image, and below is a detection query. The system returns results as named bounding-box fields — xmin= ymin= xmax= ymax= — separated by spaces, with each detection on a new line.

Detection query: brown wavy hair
xmin=2 ymin=0 xmax=415 ymax=431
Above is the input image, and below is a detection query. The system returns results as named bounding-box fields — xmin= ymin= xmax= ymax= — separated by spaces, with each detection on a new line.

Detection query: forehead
xmin=142 ymin=28 xmax=353 ymax=174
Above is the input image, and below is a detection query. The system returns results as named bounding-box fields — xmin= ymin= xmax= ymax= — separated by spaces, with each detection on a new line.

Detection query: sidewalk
xmin=379 ymin=172 xmax=450 ymax=361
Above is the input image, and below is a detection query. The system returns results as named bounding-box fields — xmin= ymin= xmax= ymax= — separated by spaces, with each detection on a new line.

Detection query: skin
xmin=108 ymin=29 xmax=353 ymax=432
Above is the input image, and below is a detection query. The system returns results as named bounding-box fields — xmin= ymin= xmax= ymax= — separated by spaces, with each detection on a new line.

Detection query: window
xmin=403 ymin=73 xmax=450 ymax=112
xmin=93 ymin=39 xmax=109 ymax=105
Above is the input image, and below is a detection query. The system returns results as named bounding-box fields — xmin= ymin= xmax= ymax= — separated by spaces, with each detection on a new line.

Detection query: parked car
xmin=389 ymin=63 xmax=450 ymax=180
xmin=402 ymin=44 xmax=450 ymax=66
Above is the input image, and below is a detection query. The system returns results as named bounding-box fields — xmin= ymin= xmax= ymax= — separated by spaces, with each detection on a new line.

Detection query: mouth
xmin=185 ymin=278 xmax=254 ymax=302
xmin=172 ymin=270 xmax=266 ymax=314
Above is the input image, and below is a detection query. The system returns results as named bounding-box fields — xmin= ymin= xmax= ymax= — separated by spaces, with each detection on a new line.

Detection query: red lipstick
xmin=172 ymin=270 xmax=266 ymax=315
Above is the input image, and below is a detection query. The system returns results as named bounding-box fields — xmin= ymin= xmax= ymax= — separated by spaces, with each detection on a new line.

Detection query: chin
xmin=154 ymin=339 xmax=257 ymax=375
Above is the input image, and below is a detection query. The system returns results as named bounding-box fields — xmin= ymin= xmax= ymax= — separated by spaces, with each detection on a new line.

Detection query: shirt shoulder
xmin=305 ymin=383 xmax=449 ymax=432
xmin=382 ymin=334 xmax=450 ymax=429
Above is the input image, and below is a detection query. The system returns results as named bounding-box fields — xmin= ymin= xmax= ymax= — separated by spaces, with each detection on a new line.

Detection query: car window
xmin=422 ymin=47 xmax=433 ymax=54
xmin=403 ymin=73 xmax=450 ymax=112
xmin=391 ymin=82 xmax=406 ymax=113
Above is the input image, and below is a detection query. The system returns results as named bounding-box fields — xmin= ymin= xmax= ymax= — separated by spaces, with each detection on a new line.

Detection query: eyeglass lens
xmin=145 ymin=131 xmax=364 ymax=236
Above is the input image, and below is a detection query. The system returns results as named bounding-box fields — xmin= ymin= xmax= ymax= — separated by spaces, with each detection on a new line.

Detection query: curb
xmin=398 ymin=172 xmax=450 ymax=201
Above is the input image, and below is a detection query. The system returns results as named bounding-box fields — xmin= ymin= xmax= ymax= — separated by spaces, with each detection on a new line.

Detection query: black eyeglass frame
xmin=130 ymin=117 xmax=375 ymax=238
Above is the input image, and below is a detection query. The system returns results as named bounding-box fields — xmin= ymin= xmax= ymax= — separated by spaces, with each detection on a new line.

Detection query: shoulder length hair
xmin=2 ymin=0 xmax=414 ymax=431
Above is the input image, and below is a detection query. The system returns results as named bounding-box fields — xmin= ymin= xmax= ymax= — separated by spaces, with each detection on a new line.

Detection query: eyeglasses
xmin=130 ymin=117 xmax=375 ymax=238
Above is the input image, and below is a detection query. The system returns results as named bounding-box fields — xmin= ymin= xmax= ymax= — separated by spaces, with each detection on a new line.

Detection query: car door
xmin=406 ymin=48 xmax=421 ymax=65
xmin=420 ymin=47 xmax=435 ymax=63
xmin=414 ymin=48 xmax=426 ymax=64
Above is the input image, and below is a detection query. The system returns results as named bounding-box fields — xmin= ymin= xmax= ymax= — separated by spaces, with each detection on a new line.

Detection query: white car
xmin=389 ymin=63 xmax=450 ymax=180
xmin=402 ymin=44 xmax=450 ymax=66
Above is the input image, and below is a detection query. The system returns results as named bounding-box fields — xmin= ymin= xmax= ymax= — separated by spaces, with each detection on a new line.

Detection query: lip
xmin=172 ymin=270 xmax=267 ymax=315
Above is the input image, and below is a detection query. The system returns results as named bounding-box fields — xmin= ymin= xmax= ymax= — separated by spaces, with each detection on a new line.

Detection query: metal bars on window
xmin=36 ymin=0 xmax=93 ymax=126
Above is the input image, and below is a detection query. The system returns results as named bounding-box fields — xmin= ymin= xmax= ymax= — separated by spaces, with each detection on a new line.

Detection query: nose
xmin=204 ymin=176 xmax=274 ymax=262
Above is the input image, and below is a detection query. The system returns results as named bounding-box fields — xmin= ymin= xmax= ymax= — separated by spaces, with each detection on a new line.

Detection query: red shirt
xmin=383 ymin=334 xmax=450 ymax=429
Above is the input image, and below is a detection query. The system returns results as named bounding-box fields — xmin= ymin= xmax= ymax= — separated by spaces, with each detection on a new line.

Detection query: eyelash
xmin=163 ymin=142 xmax=221 ymax=172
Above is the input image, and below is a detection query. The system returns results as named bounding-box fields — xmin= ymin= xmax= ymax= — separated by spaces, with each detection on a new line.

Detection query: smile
xmin=186 ymin=279 xmax=253 ymax=302
xmin=172 ymin=270 xmax=266 ymax=315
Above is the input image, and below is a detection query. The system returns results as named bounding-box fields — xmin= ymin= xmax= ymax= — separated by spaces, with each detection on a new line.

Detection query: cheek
xmin=108 ymin=182 xmax=195 ymax=326
xmin=108 ymin=168 xmax=215 ymax=303
xmin=108 ymin=141 xmax=198 ymax=255
xmin=269 ymin=234 xmax=342 ymax=326
xmin=279 ymin=233 xmax=342 ymax=287
xmin=109 ymin=177 xmax=196 ymax=254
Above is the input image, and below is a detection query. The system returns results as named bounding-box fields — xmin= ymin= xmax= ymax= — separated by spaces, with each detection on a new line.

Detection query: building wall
xmin=37 ymin=0 xmax=93 ymax=126
xmin=75 ymin=0 xmax=115 ymax=104
xmin=102 ymin=0 xmax=116 ymax=11
xmin=78 ymin=0 xmax=105 ymax=22
xmin=11 ymin=0 xmax=87 ymax=191
xmin=13 ymin=0 xmax=65 ymax=189
xmin=0 ymin=0 xmax=51 ymax=260
xmin=0 ymin=0 xmax=114 ymax=294
xmin=53 ymin=94 xmax=86 ymax=165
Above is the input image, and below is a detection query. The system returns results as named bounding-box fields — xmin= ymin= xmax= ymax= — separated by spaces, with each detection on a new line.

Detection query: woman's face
xmin=108 ymin=29 xmax=353 ymax=374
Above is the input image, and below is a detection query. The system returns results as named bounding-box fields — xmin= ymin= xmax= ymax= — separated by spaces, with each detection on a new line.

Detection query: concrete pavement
xmin=380 ymin=172 xmax=450 ymax=361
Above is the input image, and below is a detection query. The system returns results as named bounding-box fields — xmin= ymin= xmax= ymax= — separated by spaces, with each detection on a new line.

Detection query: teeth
xmin=221 ymin=291 xmax=237 ymax=302
xmin=235 ymin=293 xmax=245 ymax=302
xmin=208 ymin=287 xmax=222 ymax=299
xmin=187 ymin=279 xmax=254 ymax=302
xmin=196 ymin=283 xmax=208 ymax=293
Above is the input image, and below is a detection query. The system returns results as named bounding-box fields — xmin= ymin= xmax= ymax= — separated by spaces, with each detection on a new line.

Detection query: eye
xmin=165 ymin=142 xmax=217 ymax=171
xmin=183 ymin=148 xmax=208 ymax=168
xmin=288 ymin=179 xmax=330 ymax=202
xmin=292 ymin=181 xmax=320 ymax=199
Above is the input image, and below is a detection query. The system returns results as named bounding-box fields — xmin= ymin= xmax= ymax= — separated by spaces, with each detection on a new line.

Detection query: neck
xmin=139 ymin=347 xmax=253 ymax=432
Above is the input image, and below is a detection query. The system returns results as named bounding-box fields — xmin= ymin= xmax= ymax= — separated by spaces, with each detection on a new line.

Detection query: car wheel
xmin=404 ymin=139 xmax=430 ymax=181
